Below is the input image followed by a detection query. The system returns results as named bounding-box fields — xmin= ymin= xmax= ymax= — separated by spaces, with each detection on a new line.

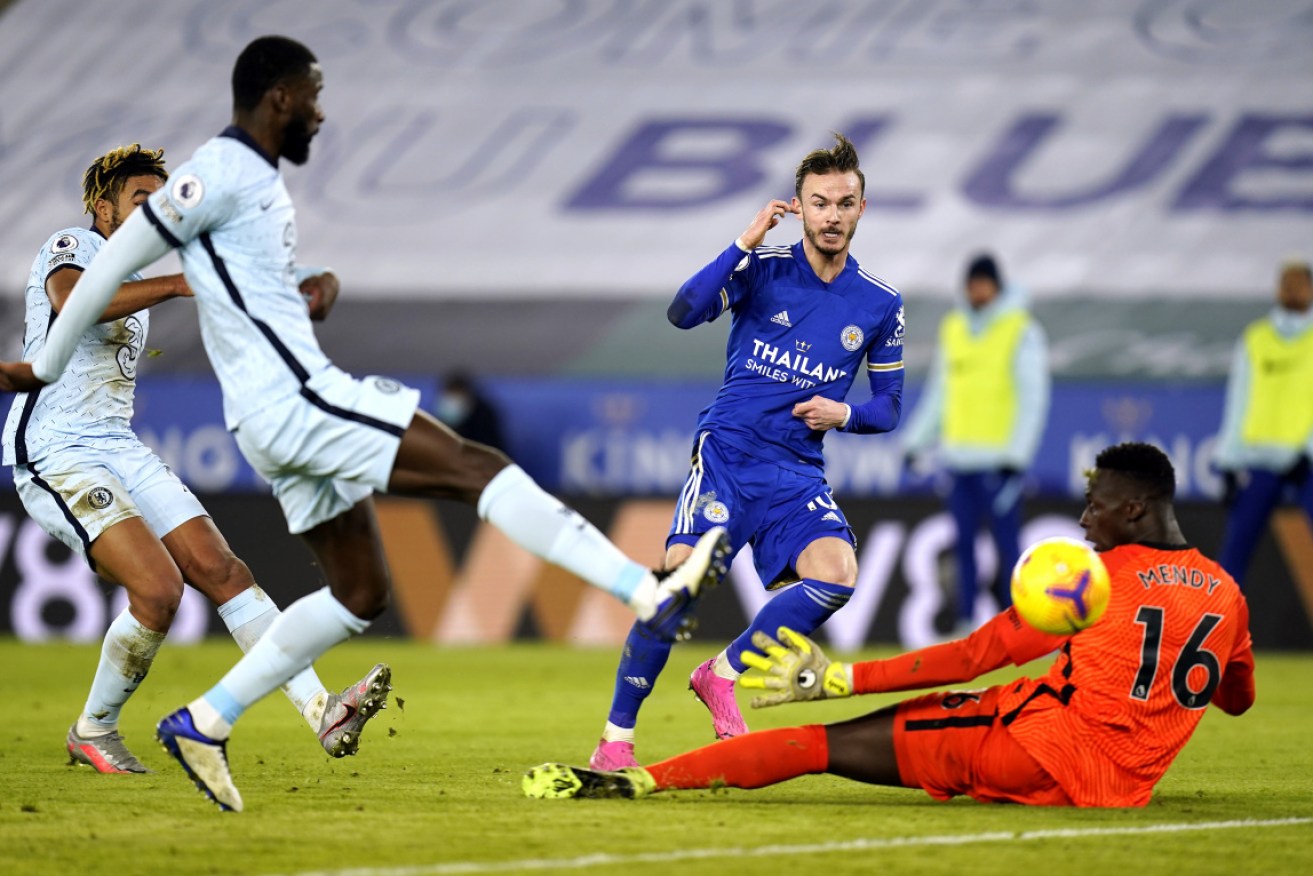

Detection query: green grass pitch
xmin=2 ymin=638 xmax=1310 ymax=875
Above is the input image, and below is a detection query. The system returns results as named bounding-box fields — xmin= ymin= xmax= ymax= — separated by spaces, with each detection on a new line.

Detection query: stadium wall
xmin=1 ymin=493 xmax=1308 ymax=651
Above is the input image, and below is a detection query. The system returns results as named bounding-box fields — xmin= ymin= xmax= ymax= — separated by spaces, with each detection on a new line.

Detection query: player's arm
xmin=1211 ymin=599 xmax=1256 ymax=716
xmin=740 ymin=609 xmax=1066 ymax=707
xmin=849 ymin=607 xmax=1063 ymax=694
xmin=668 ymin=199 xmax=791 ymax=328
xmin=836 ymin=298 xmax=906 ymax=434
xmin=295 ymin=266 xmax=338 ymax=321
xmin=0 ymin=209 xmax=172 ymax=391
xmin=45 ymin=266 xmax=190 ymax=324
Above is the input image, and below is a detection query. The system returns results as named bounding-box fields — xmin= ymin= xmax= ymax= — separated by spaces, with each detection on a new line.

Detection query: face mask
xmin=436 ymin=393 xmax=472 ymax=426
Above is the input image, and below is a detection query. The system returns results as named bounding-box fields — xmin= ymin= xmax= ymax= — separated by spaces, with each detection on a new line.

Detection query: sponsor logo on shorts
xmin=88 ymin=487 xmax=114 ymax=510
xmin=703 ymin=500 xmax=730 ymax=524
xmin=373 ymin=377 xmax=401 ymax=394
xmin=840 ymin=324 xmax=864 ymax=352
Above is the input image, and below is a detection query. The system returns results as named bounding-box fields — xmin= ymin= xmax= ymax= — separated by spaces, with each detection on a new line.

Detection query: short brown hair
xmin=794 ymin=133 xmax=864 ymax=200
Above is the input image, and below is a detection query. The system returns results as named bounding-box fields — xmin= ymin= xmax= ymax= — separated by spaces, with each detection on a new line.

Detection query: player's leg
xmin=591 ymin=542 xmax=692 ymax=770
xmin=68 ymin=516 xmax=180 ymax=774
xmin=15 ymin=460 xmax=177 ymax=774
xmin=159 ymin=515 xmax=350 ymax=742
xmin=391 ymin=409 xmax=728 ymax=638
xmin=690 ymin=536 xmax=856 ymax=741
xmin=1217 ymin=468 xmax=1283 ymax=585
xmin=947 ymin=471 xmax=986 ymax=631
xmin=692 ymin=472 xmax=856 ymax=740
xmin=126 ymin=443 xmax=362 ymax=747
xmin=526 ymin=723 xmax=832 ymax=799
xmin=156 ymin=497 xmax=391 ymax=812
xmin=591 ymin=433 xmax=749 ymax=766
xmin=526 ymin=713 xmax=891 ymax=800
xmin=984 ymin=468 xmax=1024 ymax=609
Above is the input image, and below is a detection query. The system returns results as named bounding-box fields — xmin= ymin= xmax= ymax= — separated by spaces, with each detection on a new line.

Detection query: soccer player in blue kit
xmin=590 ymin=134 xmax=906 ymax=770
xmin=0 ymin=35 xmax=729 ymax=812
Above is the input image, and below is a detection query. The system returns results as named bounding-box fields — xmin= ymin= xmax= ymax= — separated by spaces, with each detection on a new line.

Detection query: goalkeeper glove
xmin=738 ymin=626 xmax=853 ymax=708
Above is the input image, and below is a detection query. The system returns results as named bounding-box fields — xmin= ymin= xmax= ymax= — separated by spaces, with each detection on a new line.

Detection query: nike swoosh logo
xmin=259 ymin=196 xmax=275 ymax=210
xmin=324 ymin=703 xmax=357 ymax=734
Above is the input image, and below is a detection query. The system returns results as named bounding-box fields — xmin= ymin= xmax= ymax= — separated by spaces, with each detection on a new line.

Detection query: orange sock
xmin=647 ymin=725 xmax=828 ymax=790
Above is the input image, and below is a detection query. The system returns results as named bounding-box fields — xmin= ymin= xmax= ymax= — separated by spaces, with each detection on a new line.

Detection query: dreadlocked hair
xmin=794 ymin=132 xmax=865 ymax=199
xmin=1095 ymin=442 xmax=1177 ymax=502
xmin=82 ymin=144 xmax=168 ymax=215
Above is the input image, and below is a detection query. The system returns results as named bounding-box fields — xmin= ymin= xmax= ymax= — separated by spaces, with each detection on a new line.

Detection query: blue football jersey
xmin=694 ymin=241 xmax=904 ymax=472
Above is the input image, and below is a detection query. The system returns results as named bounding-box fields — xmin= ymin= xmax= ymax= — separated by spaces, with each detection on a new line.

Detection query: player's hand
xmin=170 ymin=273 xmax=194 ymax=299
xmin=0 ymin=361 xmax=46 ymax=393
xmin=301 ymin=272 xmax=340 ymax=321
xmin=792 ymin=395 xmax=848 ymax=431
xmin=739 ymin=627 xmax=852 ymax=708
xmin=737 ymin=200 xmax=799 ymax=250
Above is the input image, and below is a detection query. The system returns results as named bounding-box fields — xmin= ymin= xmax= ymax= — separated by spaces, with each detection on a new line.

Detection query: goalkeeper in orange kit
xmin=524 ymin=442 xmax=1256 ymax=807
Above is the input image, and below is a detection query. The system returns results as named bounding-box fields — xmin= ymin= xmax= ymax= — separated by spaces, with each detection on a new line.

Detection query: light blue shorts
xmin=234 ymin=368 xmax=420 ymax=534
xmin=14 ymin=440 xmax=207 ymax=565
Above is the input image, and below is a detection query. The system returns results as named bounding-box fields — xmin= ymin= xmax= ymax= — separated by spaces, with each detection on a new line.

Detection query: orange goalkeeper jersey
xmin=997 ymin=542 xmax=1254 ymax=806
xmin=853 ymin=542 xmax=1255 ymax=807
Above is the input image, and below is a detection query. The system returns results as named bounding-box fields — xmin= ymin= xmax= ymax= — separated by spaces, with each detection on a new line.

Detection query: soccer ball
xmin=1010 ymin=537 xmax=1111 ymax=635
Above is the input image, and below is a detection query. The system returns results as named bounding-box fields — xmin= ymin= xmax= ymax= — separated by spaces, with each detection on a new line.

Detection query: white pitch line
xmin=278 ymin=816 xmax=1312 ymax=876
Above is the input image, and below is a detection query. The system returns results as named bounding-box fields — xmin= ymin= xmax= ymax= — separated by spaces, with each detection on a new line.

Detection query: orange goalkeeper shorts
xmin=893 ymin=685 xmax=1073 ymax=806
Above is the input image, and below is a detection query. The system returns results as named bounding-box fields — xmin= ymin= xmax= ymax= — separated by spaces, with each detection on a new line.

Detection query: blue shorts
xmin=668 ymin=431 xmax=854 ymax=588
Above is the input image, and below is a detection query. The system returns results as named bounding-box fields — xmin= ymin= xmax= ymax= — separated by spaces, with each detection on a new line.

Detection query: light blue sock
xmin=477 ymin=464 xmax=649 ymax=605
xmin=217 ymin=585 xmax=330 ymax=727
xmin=200 ymin=587 xmax=368 ymax=727
xmin=76 ymin=609 xmax=166 ymax=736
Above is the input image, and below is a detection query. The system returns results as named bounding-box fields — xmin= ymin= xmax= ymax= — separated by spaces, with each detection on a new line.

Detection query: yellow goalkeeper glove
xmin=738 ymin=626 xmax=853 ymax=708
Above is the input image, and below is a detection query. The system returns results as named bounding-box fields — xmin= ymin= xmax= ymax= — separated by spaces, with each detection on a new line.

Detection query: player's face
xmin=1079 ymin=471 xmax=1135 ymax=552
xmin=966 ymin=277 xmax=1000 ymax=310
xmin=102 ymin=174 xmax=164 ymax=236
xmin=281 ymin=63 xmax=325 ymax=166
xmin=1277 ymin=266 xmax=1312 ymax=313
xmin=796 ymin=171 xmax=865 ymax=258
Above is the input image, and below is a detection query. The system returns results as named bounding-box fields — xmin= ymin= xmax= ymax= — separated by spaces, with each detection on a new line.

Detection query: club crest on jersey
xmin=702 ymin=501 xmax=730 ymax=524
xmin=841 ymin=325 xmax=864 ymax=352
xmin=172 ymin=174 xmax=204 ymax=208
xmin=88 ymin=488 xmax=114 ymax=510
xmin=372 ymin=377 xmax=401 ymax=394
xmin=50 ymin=234 xmax=79 ymax=254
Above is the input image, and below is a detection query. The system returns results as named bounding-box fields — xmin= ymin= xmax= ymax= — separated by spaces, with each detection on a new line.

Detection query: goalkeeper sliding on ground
xmin=524 ymin=443 xmax=1255 ymax=808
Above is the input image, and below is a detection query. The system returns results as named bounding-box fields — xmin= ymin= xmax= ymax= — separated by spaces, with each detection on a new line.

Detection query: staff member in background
xmin=1213 ymin=259 xmax=1313 ymax=587
xmin=900 ymin=253 xmax=1050 ymax=635
xmin=434 ymin=371 xmax=505 ymax=452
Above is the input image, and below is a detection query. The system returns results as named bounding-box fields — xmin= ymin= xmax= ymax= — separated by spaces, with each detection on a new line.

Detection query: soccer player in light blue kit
xmin=0 ymin=35 xmax=728 ymax=812
xmin=4 ymin=145 xmax=386 ymax=773
xmin=590 ymin=135 xmax=905 ymax=770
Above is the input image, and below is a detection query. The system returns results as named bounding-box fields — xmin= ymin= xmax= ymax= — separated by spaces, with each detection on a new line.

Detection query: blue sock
xmin=605 ymin=622 xmax=675 ymax=729
xmin=725 ymin=579 xmax=853 ymax=673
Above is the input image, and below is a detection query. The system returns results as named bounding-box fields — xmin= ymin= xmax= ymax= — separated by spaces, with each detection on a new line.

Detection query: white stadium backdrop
xmin=0 ymin=0 xmax=1311 ymax=301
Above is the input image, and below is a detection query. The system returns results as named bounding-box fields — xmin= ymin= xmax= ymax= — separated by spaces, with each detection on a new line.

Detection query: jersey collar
xmin=220 ymin=125 xmax=278 ymax=169
xmin=1136 ymin=540 xmax=1192 ymax=551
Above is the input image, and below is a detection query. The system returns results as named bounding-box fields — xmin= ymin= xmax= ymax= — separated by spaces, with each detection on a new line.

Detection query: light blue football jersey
xmin=696 ymin=241 xmax=904 ymax=472
xmin=3 ymin=226 xmax=147 ymax=466
xmin=140 ymin=127 xmax=331 ymax=429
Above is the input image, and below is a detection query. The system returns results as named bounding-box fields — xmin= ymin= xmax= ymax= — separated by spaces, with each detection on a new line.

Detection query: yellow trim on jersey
xmin=718 ymin=288 xmax=729 ymax=315
xmin=867 ymin=360 xmax=904 ymax=372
